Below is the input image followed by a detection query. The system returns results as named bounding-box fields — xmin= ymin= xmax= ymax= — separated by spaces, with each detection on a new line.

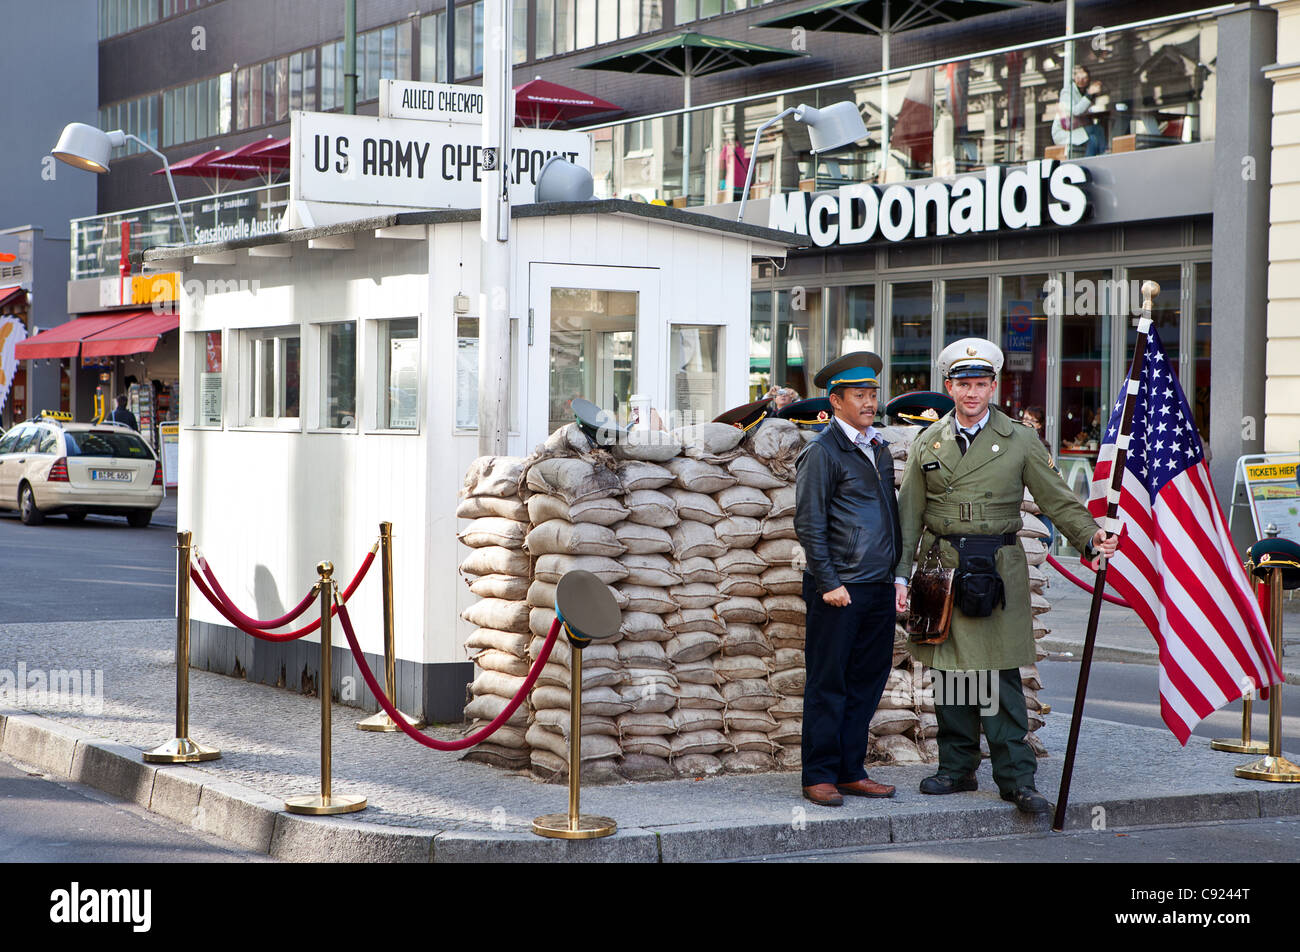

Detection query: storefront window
xmin=775 ymin=287 xmax=822 ymax=400
xmin=827 ymin=285 xmax=875 ymax=360
xmin=669 ymin=325 xmax=723 ymax=425
xmin=1056 ymin=269 xmax=1113 ymax=502
xmin=999 ymin=273 xmax=1051 ymax=441
xmin=943 ymin=277 xmax=989 ymax=344
xmin=248 ymin=329 xmax=300 ymax=422
xmin=1125 ymin=264 xmax=1181 ymax=380
xmin=1193 ymin=262 xmax=1211 ymax=441
xmin=548 ymin=289 xmax=636 ymax=433
xmin=320 ymin=322 xmax=356 ymax=429
xmin=889 ymin=281 xmax=933 ymax=396
xmin=750 ymin=290 xmax=772 ymax=400
xmin=379 ymin=318 xmax=419 ymax=430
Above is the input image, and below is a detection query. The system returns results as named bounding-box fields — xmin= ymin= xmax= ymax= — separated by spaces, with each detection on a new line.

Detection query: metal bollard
xmin=1235 ymin=565 xmax=1300 ymax=783
xmin=144 ymin=530 xmax=220 ymax=763
xmin=285 ymin=562 xmax=367 ymax=814
xmin=1211 ymin=574 xmax=1268 ymax=755
xmin=358 ymin=522 xmax=424 ymax=731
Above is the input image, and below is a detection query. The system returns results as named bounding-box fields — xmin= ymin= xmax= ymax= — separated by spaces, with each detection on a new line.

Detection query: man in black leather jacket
xmin=794 ymin=352 xmax=902 ymax=807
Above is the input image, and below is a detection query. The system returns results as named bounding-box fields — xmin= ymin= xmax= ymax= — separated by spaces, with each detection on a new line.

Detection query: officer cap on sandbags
xmin=713 ymin=397 xmax=773 ymax=433
xmin=778 ymin=396 xmax=834 ymax=432
xmin=886 ymin=390 xmax=954 ymax=425
xmin=1245 ymin=537 xmax=1300 ymax=590
xmin=812 ymin=352 xmax=883 ymax=393
xmin=571 ymin=397 xmax=628 ymax=446
xmin=938 ymin=338 xmax=1003 ymax=379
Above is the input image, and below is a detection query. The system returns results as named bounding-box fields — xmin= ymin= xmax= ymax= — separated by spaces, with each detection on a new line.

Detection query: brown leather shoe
xmin=802 ymin=783 xmax=844 ymax=807
xmin=836 ymin=777 xmax=896 ymax=798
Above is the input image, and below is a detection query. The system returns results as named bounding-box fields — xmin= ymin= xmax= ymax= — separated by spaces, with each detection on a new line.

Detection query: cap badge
xmin=966 ymin=346 xmax=977 ymax=357
xmin=1261 ymin=553 xmax=1272 ymax=563
xmin=817 ymin=410 xmax=828 ymax=421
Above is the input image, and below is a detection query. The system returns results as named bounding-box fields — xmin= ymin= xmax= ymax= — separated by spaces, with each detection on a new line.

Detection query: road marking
xmin=62 ymin=578 xmax=173 ymax=589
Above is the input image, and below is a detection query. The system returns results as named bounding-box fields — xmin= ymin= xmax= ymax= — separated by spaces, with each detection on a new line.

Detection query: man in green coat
xmin=892 ymin=338 xmax=1117 ymax=814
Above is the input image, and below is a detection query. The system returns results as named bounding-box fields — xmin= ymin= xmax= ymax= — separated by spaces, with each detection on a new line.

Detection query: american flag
xmin=1087 ymin=323 xmax=1283 ymax=745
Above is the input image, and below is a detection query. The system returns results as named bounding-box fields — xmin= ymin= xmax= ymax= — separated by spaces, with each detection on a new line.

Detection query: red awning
xmin=13 ymin=313 xmax=140 ymax=360
xmin=81 ymin=311 xmax=179 ymax=358
xmin=0 ymin=285 xmax=25 ymax=309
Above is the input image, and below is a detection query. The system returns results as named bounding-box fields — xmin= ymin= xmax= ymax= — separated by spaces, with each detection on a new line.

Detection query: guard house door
xmin=527 ymin=264 xmax=660 ymax=448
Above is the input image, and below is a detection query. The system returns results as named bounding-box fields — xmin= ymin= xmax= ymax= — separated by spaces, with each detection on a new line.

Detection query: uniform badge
xmin=991 ymin=444 xmax=999 ymax=453
xmin=1262 ymin=554 xmax=1271 ymax=563
xmin=933 ymin=442 xmax=941 ymax=450
xmin=923 ymin=461 xmax=940 ymax=471
xmin=817 ymin=410 xmax=828 ymax=421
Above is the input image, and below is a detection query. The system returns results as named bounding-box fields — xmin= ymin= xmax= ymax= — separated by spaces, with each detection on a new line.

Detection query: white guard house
xmin=142 ymin=200 xmax=801 ymax=720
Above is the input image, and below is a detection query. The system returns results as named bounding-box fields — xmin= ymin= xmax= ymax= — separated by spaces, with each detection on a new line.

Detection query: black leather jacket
xmin=794 ymin=420 xmax=902 ymax=592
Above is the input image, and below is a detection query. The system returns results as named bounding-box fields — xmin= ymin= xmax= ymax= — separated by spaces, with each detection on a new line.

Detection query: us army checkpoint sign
xmin=291 ymin=111 xmax=592 ymax=210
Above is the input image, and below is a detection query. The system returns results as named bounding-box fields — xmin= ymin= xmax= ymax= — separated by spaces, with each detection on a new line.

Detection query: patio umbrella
xmin=514 ymin=78 xmax=622 ymax=128
xmin=207 ymin=136 xmax=290 ymax=185
xmin=578 ymin=32 xmax=807 ymax=200
xmin=753 ymin=0 xmax=1026 ymax=173
xmin=152 ymin=148 xmax=259 ymax=195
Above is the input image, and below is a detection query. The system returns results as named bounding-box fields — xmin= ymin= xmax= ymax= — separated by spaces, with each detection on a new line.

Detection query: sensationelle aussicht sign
xmin=768 ymin=160 xmax=1089 ymax=247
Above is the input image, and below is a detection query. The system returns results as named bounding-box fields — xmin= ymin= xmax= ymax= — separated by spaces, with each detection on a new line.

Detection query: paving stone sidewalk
xmin=2 ymin=615 xmax=1299 ymax=861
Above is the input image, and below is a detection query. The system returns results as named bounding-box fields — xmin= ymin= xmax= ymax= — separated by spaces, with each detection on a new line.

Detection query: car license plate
xmin=91 ymin=470 xmax=132 ymax=482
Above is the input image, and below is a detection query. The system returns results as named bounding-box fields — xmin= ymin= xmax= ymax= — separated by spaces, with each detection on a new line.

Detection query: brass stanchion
xmin=1235 ymin=561 xmax=1300 ymax=782
xmin=1212 ymin=575 xmax=1269 ymax=754
xmin=286 ymin=562 xmax=367 ymax=814
xmin=358 ymin=523 xmax=424 ymax=731
xmin=533 ymin=571 xmax=618 ymax=839
xmin=144 ymin=530 xmax=220 ymax=763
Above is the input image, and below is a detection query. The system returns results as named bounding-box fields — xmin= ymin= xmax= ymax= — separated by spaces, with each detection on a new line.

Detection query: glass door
xmin=888 ymin=281 xmax=934 ymax=396
xmin=999 ymin=272 xmax=1052 ymax=444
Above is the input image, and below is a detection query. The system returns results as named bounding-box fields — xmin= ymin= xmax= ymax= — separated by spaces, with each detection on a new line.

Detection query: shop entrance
xmin=527 ymin=264 xmax=659 ymax=447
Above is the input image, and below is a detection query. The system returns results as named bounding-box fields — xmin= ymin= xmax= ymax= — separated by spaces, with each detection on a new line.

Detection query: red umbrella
xmin=208 ymin=137 xmax=289 ymax=185
xmin=513 ymin=78 xmax=621 ymax=128
xmin=152 ymin=148 xmax=260 ymax=194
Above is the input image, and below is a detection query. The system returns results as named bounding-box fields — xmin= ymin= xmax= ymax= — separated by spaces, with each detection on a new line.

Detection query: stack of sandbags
xmin=456 ymin=456 xmax=533 ymax=770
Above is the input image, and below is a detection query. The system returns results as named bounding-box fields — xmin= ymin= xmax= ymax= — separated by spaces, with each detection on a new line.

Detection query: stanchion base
xmin=532 ymin=813 xmax=617 ymax=839
xmin=1234 ymin=755 xmax=1300 ymax=783
xmin=1210 ymin=738 xmax=1269 ymax=754
xmin=356 ymin=710 xmax=425 ymax=732
xmin=143 ymin=737 xmax=221 ymax=763
xmin=284 ymin=794 xmax=368 ymax=815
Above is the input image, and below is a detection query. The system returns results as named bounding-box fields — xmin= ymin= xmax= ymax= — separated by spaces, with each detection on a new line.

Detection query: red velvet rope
xmin=188 ymin=549 xmax=376 ymax=642
xmin=197 ymin=554 xmax=318 ymax=629
xmin=336 ymin=600 xmax=558 ymax=752
xmin=1045 ymin=553 xmax=1131 ymax=608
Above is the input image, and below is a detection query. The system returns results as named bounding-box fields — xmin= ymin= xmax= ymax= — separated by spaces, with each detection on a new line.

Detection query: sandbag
xmin=619 ymin=611 xmax=673 ymax=643
xmin=668 ymin=521 xmax=727 ymax=560
xmin=722 ymin=678 xmax=776 ymax=711
xmin=769 ymin=667 xmax=806 ymax=696
xmin=763 ymin=594 xmax=807 ymax=625
xmin=528 ymin=580 xmax=627 ymax=615
xmin=765 ymin=485 xmax=796 ymax=518
xmin=869 ymin=708 xmax=919 ymax=736
xmin=525 ymin=519 xmax=625 ymax=558
xmin=665 ymin=608 xmax=726 ymax=636
xmin=673 ymin=753 xmax=724 ymax=777
xmin=727 ymin=454 xmax=785 ymax=490
xmin=674 ymin=421 xmax=747 ymax=456
xmin=676 ymin=556 xmax=722 ymax=585
xmin=618 ymin=682 xmax=678 ymax=714
xmin=727 ymin=731 xmax=781 ymax=753
xmin=456 ymin=495 xmax=529 ymax=521
xmin=765 ymin=622 xmax=806 ymax=648
xmin=618 ymin=460 xmax=676 ymax=492
xmin=670 ymin=583 xmax=727 ymax=609
xmin=713 ymin=515 xmax=762 ymax=548
xmin=722 ymin=625 xmax=773 ymax=658
xmin=717 ymin=596 xmax=767 ymax=625
xmin=760 ymin=516 xmax=798 ymax=541
xmin=616 ymin=584 xmax=677 ymax=615
xmin=672 ymin=661 xmax=722 ymax=685
xmin=616 ymin=522 xmax=674 ymax=555
xmin=617 ymin=753 xmax=676 ymax=781
xmin=1020 ymin=512 xmax=1050 ymax=539
xmin=715 ymin=485 xmax=773 ymax=518
xmin=716 ymin=549 xmax=767 ymax=575
xmin=526 ymin=723 xmax=622 ymax=762
xmin=622 ymin=489 xmax=677 ymax=528
xmin=536 ymin=662 xmax=625 ymax=690
xmin=747 ymin=419 xmax=804 ymax=466
xmin=529 ymin=607 xmax=558 ymax=640
xmin=671 ymin=729 xmax=731 ymax=757
xmin=527 ymin=493 xmax=629 ymax=526
xmin=461 ymin=598 xmax=531 ymax=634
xmin=541 ymin=422 xmax=595 ymax=457
xmin=662 ymin=489 xmax=725 ymax=524
xmin=870 ymin=732 xmax=925 ymax=765
xmin=610 ymin=431 xmax=682 ymax=462
xmin=531 ymin=685 xmax=632 ymax=717
xmin=460 ymin=546 xmax=531 ymax=578
xmin=533 ymin=708 xmax=619 ymax=737
xmin=529 ymin=637 xmax=619 ymax=670
xmin=463 ymin=456 xmax=527 ymax=499
xmin=666 ymin=631 xmax=722 ymax=663
xmin=471 ymin=648 xmax=531 ymax=678
xmin=721 ymin=750 xmax=777 ymax=773
xmin=458 ymin=516 xmax=527 ymax=549
xmin=672 ymin=708 xmax=724 ymax=733
xmin=465 ymin=627 xmax=530 ymax=659
xmin=769 ymin=696 xmax=804 ymax=718
xmin=1020 ymin=536 xmax=1047 ymax=566
xmin=771 ymin=647 xmax=805 ymax=672
xmin=760 ymin=565 xmax=803 ymax=595
xmin=620 ymin=553 xmax=683 ymax=588
xmin=463 ymin=693 xmax=528 ymax=727
xmin=534 ymin=554 xmax=629 ymax=584
xmin=461 ymin=744 xmax=530 ymax=770
xmin=715 ymin=654 xmax=770 ymax=681
xmin=620 ymin=735 xmax=673 ymax=759
xmin=468 ymin=574 xmax=531 ymax=601
xmin=617 ymin=712 xmax=675 ymax=736
xmin=525 ymin=457 xmax=621 ymax=504
xmin=756 ymin=539 xmax=800 ymax=566
xmin=772 ymin=719 xmax=803 ymax=745
xmin=666 ymin=457 xmax=738 ymax=494
xmin=719 ymin=575 xmax=766 ymax=598
xmin=618 ymin=639 xmax=669 ymax=669
xmin=675 ymin=683 xmax=726 ymax=710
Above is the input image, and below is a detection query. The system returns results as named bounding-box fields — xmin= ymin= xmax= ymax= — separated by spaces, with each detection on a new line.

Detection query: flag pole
xmin=1051 ymin=279 xmax=1160 ymax=832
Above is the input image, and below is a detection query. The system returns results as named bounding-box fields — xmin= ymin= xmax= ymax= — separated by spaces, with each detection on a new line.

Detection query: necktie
xmin=958 ymin=427 xmax=978 ymax=455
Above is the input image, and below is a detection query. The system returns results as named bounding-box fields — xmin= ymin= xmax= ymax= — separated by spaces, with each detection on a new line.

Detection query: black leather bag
xmin=947 ymin=534 xmax=1010 ymax=618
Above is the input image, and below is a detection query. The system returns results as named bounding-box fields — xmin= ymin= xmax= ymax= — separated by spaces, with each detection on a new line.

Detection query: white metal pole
xmin=682 ymin=53 xmax=693 ymax=204
xmin=1063 ymin=0 xmax=1076 ymax=160
xmin=879 ymin=0 xmax=890 ymax=178
xmin=479 ymin=0 xmax=512 ymax=455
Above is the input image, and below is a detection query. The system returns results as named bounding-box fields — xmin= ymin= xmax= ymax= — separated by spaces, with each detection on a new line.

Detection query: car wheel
xmin=19 ymin=484 xmax=45 ymax=526
xmin=66 ymin=512 xmax=87 ymax=524
xmin=126 ymin=509 xmax=152 ymax=528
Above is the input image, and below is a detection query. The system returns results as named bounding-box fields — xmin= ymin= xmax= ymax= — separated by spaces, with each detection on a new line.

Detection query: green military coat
xmin=894 ymin=407 xmax=1100 ymax=671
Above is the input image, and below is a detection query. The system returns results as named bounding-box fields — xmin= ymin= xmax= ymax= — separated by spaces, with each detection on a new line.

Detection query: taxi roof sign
xmin=39 ymin=410 xmax=73 ymax=422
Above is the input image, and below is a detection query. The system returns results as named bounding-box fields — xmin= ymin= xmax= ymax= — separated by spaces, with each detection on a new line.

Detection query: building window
xmin=245 ymin=329 xmax=300 ymax=425
xmin=889 ymin=281 xmax=933 ymax=395
xmin=196 ymin=331 xmax=223 ymax=427
xmin=549 ymin=289 xmax=636 ymax=433
xmin=670 ymin=325 xmax=723 ymax=423
xmin=421 ymin=13 xmax=448 ymax=82
xmin=828 ymin=285 xmax=875 ymax=358
xmin=455 ymin=1 xmax=486 ymax=79
xmin=99 ymin=0 xmax=160 ymax=39
xmin=100 ymin=94 xmax=158 ymax=156
xmin=378 ymin=318 xmax=419 ymax=430
xmin=455 ymin=317 xmax=521 ymax=430
xmin=320 ymin=322 xmax=357 ymax=429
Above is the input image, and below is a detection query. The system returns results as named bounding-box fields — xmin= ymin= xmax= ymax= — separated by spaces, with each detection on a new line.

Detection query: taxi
xmin=0 ymin=411 xmax=164 ymax=527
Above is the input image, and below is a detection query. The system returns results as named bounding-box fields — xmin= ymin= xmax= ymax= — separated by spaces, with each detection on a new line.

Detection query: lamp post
xmin=736 ymin=101 xmax=868 ymax=223
xmin=52 ymin=122 xmax=191 ymax=245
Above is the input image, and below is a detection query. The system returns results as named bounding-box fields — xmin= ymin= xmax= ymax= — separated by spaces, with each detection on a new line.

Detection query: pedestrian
xmin=108 ymin=394 xmax=139 ymax=431
xmin=893 ymin=339 xmax=1117 ymax=813
xmin=793 ymin=352 xmax=902 ymax=807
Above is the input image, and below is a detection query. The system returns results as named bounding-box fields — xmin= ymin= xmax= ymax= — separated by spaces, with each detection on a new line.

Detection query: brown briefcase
xmin=906 ymin=540 xmax=954 ymax=645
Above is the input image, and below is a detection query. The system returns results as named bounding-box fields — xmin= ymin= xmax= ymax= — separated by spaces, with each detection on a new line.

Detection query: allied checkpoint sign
xmin=291 ymin=109 xmax=592 ymax=211
xmin=1239 ymin=455 xmax=1300 ymax=544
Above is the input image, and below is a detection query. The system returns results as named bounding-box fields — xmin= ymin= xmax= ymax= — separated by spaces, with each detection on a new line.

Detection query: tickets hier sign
xmin=379 ymin=79 xmax=485 ymax=123
xmin=291 ymin=111 xmax=592 ymax=210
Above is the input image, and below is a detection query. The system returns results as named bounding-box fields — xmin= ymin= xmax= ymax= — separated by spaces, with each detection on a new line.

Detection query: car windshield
xmin=64 ymin=430 xmax=153 ymax=459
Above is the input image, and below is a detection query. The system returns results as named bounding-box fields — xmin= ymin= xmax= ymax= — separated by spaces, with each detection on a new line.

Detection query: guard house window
xmin=246 ymin=329 xmax=300 ymax=424
xmin=455 ymin=317 xmax=520 ymax=431
xmin=320 ymin=322 xmax=357 ymax=429
xmin=669 ymin=325 xmax=723 ymax=425
xmin=378 ymin=318 xmax=419 ymax=430
xmin=548 ymin=289 xmax=636 ymax=434
xmin=196 ymin=331 xmax=223 ymax=427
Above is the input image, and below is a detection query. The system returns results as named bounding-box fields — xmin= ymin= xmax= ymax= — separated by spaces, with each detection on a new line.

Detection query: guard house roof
xmin=137 ymin=198 xmax=809 ymax=266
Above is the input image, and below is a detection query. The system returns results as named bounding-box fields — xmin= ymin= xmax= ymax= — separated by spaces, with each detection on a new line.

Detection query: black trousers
xmin=800 ymin=576 xmax=894 ymax=787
